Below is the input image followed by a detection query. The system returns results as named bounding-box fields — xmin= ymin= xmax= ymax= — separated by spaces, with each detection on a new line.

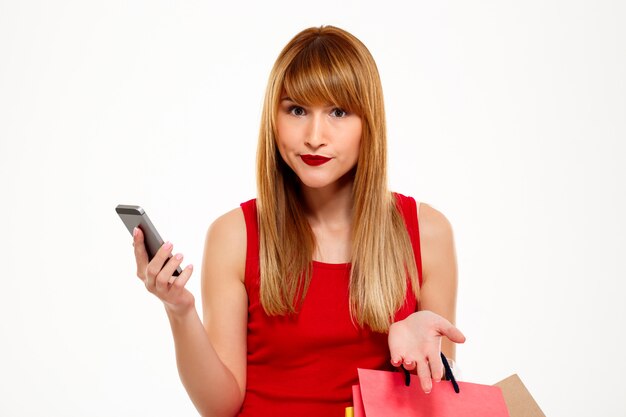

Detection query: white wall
xmin=1 ymin=1 xmax=624 ymax=416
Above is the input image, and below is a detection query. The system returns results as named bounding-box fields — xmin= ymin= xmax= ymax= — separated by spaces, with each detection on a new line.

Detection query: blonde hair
xmin=256 ymin=25 xmax=418 ymax=332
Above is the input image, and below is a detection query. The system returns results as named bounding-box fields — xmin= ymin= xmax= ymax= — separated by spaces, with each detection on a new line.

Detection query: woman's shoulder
xmin=203 ymin=206 xmax=248 ymax=282
xmin=207 ymin=206 xmax=247 ymax=245
xmin=414 ymin=202 xmax=455 ymax=269
xmin=392 ymin=192 xmax=453 ymax=243
xmin=418 ymin=203 xmax=453 ymax=240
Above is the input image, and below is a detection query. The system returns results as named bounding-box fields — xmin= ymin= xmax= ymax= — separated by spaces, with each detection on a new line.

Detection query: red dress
xmin=237 ymin=192 xmax=423 ymax=417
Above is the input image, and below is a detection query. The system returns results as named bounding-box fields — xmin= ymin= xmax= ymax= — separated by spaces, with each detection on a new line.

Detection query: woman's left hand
xmin=388 ymin=310 xmax=466 ymax=394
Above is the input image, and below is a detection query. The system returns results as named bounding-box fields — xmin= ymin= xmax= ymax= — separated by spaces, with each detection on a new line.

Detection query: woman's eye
xmin=289 ymin=106 xmax=306 ymax=116
xmin=331 ymin=108 xmax=347 ymax=118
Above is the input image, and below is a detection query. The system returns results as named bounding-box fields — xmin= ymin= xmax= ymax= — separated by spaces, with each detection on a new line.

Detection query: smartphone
xmin=115 ymin=204 xmax=182 ymax=276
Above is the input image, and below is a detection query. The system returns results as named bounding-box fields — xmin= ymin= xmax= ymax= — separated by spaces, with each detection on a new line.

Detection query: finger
xmin=429 ymin=354 xmax=444 ymax=383
xmin=388 ymin=328 xmax=406 ymax=368
xmin=389 ymin=346 xmax=404 ymax=367
xmin=432 ymin=314 xmax=466 ymax=344
xmin=133 ymin=227 xmax=150 ymax=279
xmin=416 ymin=360 xmax=433 ymax=393
xmin=170 ymin=264 xmax=193 ymax=290
xmin=440 ymin=322 xmax=466 ymax=344
xmin=390 ymin=357 xmax=403 ymax=368
xmin=155 ymin=253 xmax=184 ymax=293
xmin=145 ymin=241 xmax=173 ymax=290
xmin=402 ymin=359 xmax=417 ymax=371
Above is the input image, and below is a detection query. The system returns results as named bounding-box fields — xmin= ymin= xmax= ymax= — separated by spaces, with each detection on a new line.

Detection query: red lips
xmin=300 ymin=154 xmax=332 ymax=166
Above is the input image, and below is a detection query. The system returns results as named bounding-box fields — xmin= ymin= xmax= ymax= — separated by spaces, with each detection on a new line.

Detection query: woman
xmin=131 ymin=25 xmax=465 ymax=417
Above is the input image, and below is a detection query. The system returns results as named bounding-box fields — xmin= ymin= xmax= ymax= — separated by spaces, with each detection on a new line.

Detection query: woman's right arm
xmin=133 ymin=208 xmax=248 ymax=417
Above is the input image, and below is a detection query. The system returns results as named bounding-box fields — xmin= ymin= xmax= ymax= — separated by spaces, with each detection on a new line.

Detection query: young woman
xmin=131 ymin=25 xmax=465 ymax=417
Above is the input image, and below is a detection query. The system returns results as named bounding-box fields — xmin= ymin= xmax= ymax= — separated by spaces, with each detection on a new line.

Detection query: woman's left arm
xmin=388 ymin=203 xmax=465 ymax=393
xmin=418 ymin=203 xmax=462 ymax=361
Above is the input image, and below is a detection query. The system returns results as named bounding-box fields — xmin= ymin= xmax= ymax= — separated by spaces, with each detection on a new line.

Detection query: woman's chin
xmin=298 ymin=178 xmax=336 ymax=190
xmin=297 ymin=172 xmax=355 ymax=191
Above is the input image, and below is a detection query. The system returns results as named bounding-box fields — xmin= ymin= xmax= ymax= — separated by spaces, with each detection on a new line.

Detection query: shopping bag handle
xmin=401 ymin=352 xmax=460 ymax=393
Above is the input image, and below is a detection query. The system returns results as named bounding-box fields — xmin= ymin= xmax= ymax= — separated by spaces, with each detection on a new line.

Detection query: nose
xmin=305 ymin=113 xmax=326 ymax=149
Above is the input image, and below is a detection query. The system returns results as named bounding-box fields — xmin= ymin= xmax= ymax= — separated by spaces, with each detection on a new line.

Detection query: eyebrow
xmin=280 ymin=97 xmax=338 ymax=108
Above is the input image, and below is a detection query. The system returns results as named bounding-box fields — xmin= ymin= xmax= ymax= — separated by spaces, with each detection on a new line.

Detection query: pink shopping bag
xmin=351 ymin=368 xmax=510 ymax=417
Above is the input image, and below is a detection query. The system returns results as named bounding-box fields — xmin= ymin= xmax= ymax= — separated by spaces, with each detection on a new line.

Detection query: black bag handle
xmin=401 ymin=352 xmax=460 ymax=394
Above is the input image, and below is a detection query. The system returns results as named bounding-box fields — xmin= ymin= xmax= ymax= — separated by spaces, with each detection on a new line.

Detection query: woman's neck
xmin=300 ymin=174 xmax=354 ymax=229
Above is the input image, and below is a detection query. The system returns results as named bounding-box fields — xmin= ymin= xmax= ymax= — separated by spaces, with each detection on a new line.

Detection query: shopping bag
xmin=351 ymin=368 xmax=510 ymax=417
xmin=494 ymin=374 xmax=546 ymax=417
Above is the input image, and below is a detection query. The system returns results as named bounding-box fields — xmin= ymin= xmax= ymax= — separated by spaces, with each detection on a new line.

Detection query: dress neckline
xmin=312 ymin=260 xmax=351 ymax=270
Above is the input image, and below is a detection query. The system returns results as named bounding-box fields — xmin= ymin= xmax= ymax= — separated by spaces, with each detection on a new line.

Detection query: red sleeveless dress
xmin=237 ymin=192 xmax=423 ymax=417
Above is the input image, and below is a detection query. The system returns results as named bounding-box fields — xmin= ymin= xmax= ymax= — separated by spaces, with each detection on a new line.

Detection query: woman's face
xmin=275 ymin=94 xmax=362 ymax=190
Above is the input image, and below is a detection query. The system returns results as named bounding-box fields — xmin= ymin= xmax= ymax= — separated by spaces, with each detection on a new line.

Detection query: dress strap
xmin=240 ymin=199 xmax=260 ymax=287
xmin=392 ymin=192 xmax=423 ymax=288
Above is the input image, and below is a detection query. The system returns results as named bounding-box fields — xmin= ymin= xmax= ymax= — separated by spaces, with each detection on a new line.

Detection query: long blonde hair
xmin=256 ymin=25 xmax=418 ymax=332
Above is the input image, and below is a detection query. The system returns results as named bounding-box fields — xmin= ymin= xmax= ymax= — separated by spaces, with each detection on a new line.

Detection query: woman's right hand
xmin=132 ymin=227 xmax=195 ymax=316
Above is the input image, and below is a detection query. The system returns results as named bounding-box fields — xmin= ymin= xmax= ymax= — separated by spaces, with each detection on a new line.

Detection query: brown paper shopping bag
xmin=494 ymin=374 xmax=546 ymax=417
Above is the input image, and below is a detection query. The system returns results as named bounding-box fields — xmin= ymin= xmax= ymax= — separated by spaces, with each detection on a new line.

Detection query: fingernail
xmin=175 ymin=253 xmax=183 ymax=260
xmin=133 ymin=227 xmax=138 ymax=237
xmin=163 ymin=241 xmax=172 ymax=250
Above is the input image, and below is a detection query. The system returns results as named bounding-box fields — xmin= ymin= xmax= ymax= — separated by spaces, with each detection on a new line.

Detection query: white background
xmin=1 ymin=1 xmax=624 ymax=416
